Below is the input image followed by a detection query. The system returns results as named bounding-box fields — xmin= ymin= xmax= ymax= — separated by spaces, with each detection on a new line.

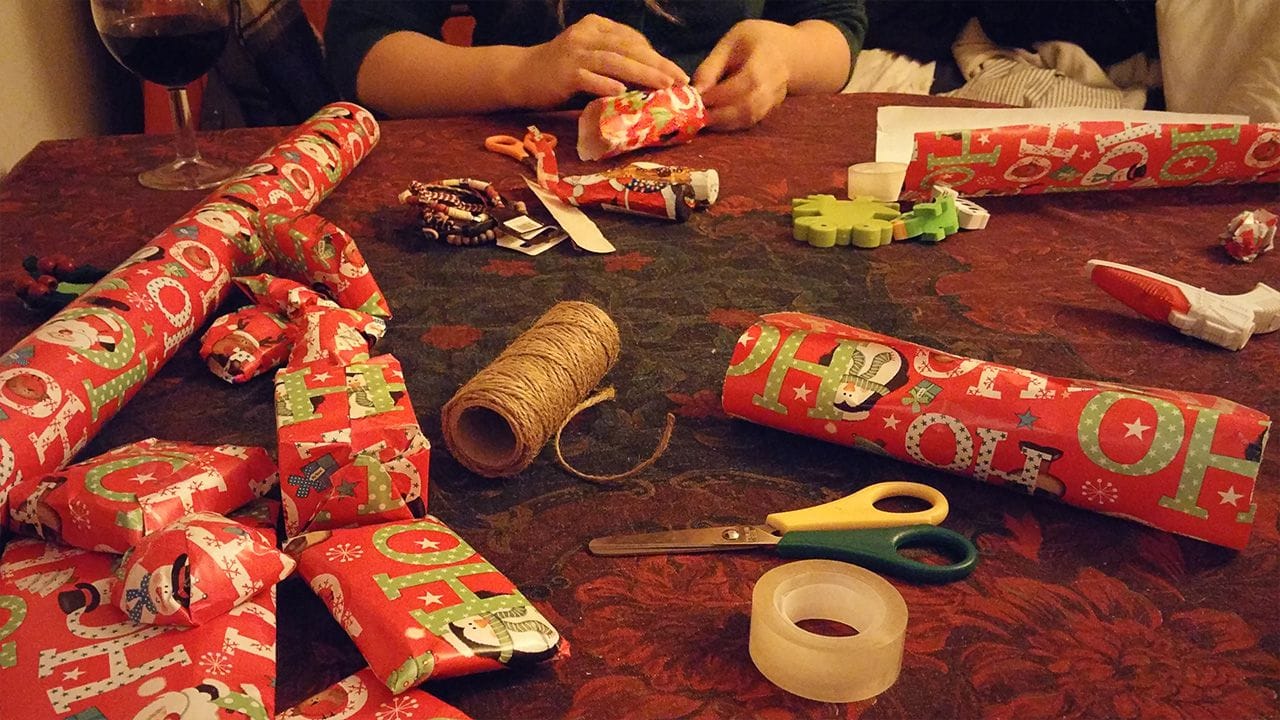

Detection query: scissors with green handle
xmin=588 ymin=481 xmax=978 ymax=584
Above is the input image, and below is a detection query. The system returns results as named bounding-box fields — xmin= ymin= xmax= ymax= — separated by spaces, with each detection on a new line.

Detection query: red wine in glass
xmin=92 ymin=0 xmax=235 ymax=191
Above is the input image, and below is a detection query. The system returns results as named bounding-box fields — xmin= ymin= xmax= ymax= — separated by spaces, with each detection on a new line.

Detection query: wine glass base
xmin=138 ymin=156 xmax=235 ymax=191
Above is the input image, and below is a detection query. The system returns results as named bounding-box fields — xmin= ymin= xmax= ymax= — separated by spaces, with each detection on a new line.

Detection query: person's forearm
xmin=356 ymin=31 xmax=530 ymax=117
xmin=784 ymin=20 xmax=853 ymax=94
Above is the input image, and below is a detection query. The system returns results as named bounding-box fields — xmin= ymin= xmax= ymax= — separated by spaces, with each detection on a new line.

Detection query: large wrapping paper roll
xmin=0 ymin=103 xmax=379 ymax=497
xmin=901 ymin=121 xmax=1280 ymax=200
xmin=722 ymin=312 xmax=1271 ymax=549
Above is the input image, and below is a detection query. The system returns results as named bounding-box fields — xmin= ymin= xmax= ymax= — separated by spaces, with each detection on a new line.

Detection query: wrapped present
xmin=531 ymin=128 xmax=698 ymax=222
xmin=278 ymin=667 xmax=471 ymax=719
xmin=0 ymin=103 xmax=379 ymax=500
xmin=288 ymin=516 xmax=562 ymax=693
xmin=722 ymin=312 xmax=1270 ymax=549
xmin=110 ymin=511 xmax=294 ymax=626
xmin=237 ymin=274 xmax=386 ymax=367
xmin=200 ymin=304 xmax=294 ymax=383
xmin=1221 ymin=208 xmax=1277 ymax=262
xmin=275 ymin=355 xmax=429 ymax=536
xmin=577 ymin=85 xmax=707 ymax=161
xmin=5 ymin=438 xmax=276 ymax=554
xmin=259 ymin=207 xmax=392 ymax=318
xmin=901 ymin=121 xmax=1280 ymax=200
xmin=0 ymin=538 xmax=278 ymax=719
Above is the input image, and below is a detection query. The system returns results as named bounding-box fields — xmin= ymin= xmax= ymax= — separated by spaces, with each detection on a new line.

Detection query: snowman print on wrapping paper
xmin=444 ymin=597 xmax=560 ymax=665
xmin=120 ymin=553 xmax=192 ymax=624
xmin=824 ymin=343 xmax=910 ymax=421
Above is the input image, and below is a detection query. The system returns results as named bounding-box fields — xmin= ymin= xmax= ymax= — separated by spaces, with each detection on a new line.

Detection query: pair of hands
xmin=513 ymin=14 xmax=792 ymax=130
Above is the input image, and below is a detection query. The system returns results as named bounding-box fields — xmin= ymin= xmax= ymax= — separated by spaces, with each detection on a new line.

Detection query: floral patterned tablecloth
xmin=1 ymin=93 xmax=1277 ymax=719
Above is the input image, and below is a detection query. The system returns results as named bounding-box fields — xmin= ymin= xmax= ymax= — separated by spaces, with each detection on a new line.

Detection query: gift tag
xmin=524 ymin=178 xmax=617 ymax=254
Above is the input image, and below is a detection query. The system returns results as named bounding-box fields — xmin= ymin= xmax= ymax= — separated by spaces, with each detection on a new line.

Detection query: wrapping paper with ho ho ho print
xmin=900 ymin=120 xmax=1280 ymax=200
xmin=4 ymin=438 xmax=276 ymax=554
xmin=0 ymin=102 xmax=379 ymax=501
xmin=0 ymin=538 xmax=278 ymax=719
xmin=721 ymin=312 xmax=1270 ymax=549
xmin=258 ymin=207 xmax=392 ymax=318
xmin=240 ymin=273 xmax=386 ymax=367
xmin=109 ymin=511 xmax=295 ymax=627
xmin=275 ymin=354 xmax=429 ymax=537
xmin=278 ymin=667 xmax=471 ymax=719
xmin=577 ymin=85 xmax=707 ymax=161
xmin=288 ymin=516 xmax=562 ymax=694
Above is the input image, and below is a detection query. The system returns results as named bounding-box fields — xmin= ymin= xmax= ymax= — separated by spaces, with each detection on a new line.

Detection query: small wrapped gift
xmin=0 ymin=538 xmax=278 ymax=719
xmin=200 ymin=304 xmax=294 ymax=383
xmin=5 ymin=438 xmax=276 ymax=553
xmin=278 ymin=667 xmax=471 ymax=719
xmin=288 ymin=516 xmax=562 ymax=693
xmin=1221 ymin=208 xmax=1277 ymax=262
xmin=259 ymin=207 xmax=392 ymax=318
xmin=236 ymin=274 xmax=386 ymax=367
xmin=275 ymin=354 xmax=429 ymax=536
xmin=578 ymin=85 xmax=707 ymax=161
xmin=110 ymin=511 xmax=295 ymax=626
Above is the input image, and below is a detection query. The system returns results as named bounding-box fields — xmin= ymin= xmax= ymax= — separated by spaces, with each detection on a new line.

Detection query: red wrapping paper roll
xmin=721 ymin=312 xmax=1271 ymax=549
xmin=0 ymin=103 xmax=379 ymax=499
xmin=901 ymin=121 xmax=1280 ymax=200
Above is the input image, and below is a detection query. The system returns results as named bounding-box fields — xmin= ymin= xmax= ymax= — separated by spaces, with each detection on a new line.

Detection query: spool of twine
xmin=442 ymin=301 xmax=673 ymax=480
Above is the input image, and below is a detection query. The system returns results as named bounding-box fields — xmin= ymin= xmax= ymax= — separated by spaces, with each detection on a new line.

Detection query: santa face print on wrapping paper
xmin=444 ymin=599 xmax=560 ymax=665
xmin=826 ymin=343 xmax=910 ymax=421
xmin=0 ymin=369 xmax=61 ymax=417
xmin=35 ymin=315 xmax=122 ymax=353
xmin=132 ymin=679 xmax=266 ymax=720
xmin=286 ymin=675 xmax=369 ymax=720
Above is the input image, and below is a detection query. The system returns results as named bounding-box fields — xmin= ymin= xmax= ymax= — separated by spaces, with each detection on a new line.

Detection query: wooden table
xmin=2 ymin=93 xmax=1278 ymax=718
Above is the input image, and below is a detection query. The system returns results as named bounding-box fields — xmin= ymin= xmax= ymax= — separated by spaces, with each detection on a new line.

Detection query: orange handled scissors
xmin=484 ymin=129 xmax=557 ymax=171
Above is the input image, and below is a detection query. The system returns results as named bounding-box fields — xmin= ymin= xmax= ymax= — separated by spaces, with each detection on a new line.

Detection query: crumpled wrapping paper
xmin=901 ymin=121 xmax=1280 ymax=200
xmin=110 ymin=511 xmax=294 ymax=626
xmin=278 ymin=667 xmax=471 ymax=719
xmin=0 ymin=103 xmax=378 ymax=500
xmin=1221 ymin=208 xmax=1277 ymax=262
xmin=259 ymin=207 xmax=392 ymax=318
xmin=287 ymin=516 xmax=562 ymax=694
xmin=275 ymin=355 xmax=429 ymax=537
xmin=0 ymin=538 xmax=279 ymax=719
xmin=5 ymin=438 xmax=276 ymax=554
xmin=722 ymin=312 xmax=1270 ymax=549
xmin=577 ymin=85 xmax=707 ymax=161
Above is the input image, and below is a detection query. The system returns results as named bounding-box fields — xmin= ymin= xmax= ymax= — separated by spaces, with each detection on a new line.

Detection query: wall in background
xmin=0 ymin=1 xmax=140 ymax=177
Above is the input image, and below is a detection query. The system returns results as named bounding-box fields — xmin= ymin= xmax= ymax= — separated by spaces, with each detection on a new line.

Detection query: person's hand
xmin=509 ymin=14 xmax=688 ymax=109
xmin=693 ymin=20 xmax=796 ymax=130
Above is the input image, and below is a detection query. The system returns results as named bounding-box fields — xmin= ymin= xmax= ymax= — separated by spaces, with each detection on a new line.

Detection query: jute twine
xmin=441 ymin=301 xmax=674 ymax=480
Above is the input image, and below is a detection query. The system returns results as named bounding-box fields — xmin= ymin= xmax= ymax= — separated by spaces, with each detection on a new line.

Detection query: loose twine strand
xmin=441 ymin=301 xmax=673 ymax=481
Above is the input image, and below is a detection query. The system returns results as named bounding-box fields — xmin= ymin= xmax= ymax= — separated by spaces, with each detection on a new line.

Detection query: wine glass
xmin=91 ymin=0 xmax=235 ymax=191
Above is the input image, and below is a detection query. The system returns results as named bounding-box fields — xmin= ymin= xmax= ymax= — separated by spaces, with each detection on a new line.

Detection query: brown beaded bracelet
xmin=398 ymin=178 xmax=528 ymax=246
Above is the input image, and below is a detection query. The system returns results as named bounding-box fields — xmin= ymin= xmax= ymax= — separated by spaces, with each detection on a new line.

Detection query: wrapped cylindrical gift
xmin=0 ymin=538 xmax=279 ymax=719
xmin=722 ymin=312 xmax=1270 ymax=549
xmin=577 ymin=85 xmax=707 ymax=161
xmin=200 ymin=304 xmax=294 ymax=383
xmin=0 ymin=103 xmax=379 ymax=497
xmin=901 ymin=121 xmax=1280 ymax=200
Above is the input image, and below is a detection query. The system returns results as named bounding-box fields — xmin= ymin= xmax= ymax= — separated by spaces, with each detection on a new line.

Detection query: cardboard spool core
xmin=453 ymin=406 xmax=521 ymax=472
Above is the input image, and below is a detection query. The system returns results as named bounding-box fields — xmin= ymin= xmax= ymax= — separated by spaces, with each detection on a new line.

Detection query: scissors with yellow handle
xmin=484 ymin=129 xmax=557 ymax=171
xmin=588 ymin=481 xmax=978 ymax=584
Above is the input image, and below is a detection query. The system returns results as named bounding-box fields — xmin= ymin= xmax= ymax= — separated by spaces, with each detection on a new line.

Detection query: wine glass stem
xmin=168 ymin=86 xmax=201 ymax=163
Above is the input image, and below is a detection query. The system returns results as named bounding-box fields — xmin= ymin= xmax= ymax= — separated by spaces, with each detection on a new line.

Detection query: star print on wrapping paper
xmin=417 ymin=591 xmax=443 ymax=606
xmin=142 ymin=322 xmax=154 ymax=336
xmin=414 ymin=537 xmax=440 ymax=550
xmin=883 ymin=414 xmax=900 ymax=429
xmin=1123 ymin=418 xmax=1151 ymax=439
xmin=65 ymin=353 xmax=81 ymax=365
xmin=1015 ymin=409 xmax=1039 ymax=428
xmin=793 ymin=384 xmax=812 ymax=401
xmin=335 ymin=480 xmax=357 ymax=497
xmin=312 ymin=371 xmax=332 ymax=382
xmin=62 ymin=667 xmax=85 ymax=681
xmin=130 ymin=471 xmax=155 ymax=484
xmin=738 ymin=330 xmax=755 ymax=348
xmin=1219 ymin=486 xmax=1244 ymax=506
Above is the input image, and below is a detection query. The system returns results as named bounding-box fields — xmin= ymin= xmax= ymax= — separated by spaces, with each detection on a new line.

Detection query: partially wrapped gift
xmin=577 ymin=85 xmax=707 ymax=161
xmin=275 ymin=354 xmax=429 ymax=536
xmin=259 ymin=207 xmax=392 ymax=318
xmin=278 ymin=667 xmax=471 ymax=719
xmin=0 ymin=538 xmax=278 ymax=719
xmin=5 ymin=438 xmax=276 ymax=553
xmin=110 ymin=511 xmax=294 ymax=626
xmin=722 ymin=312 xmax=1271 ymax=549
xmin=236 ymin=274 xmax=386 ymax=367
xmin=288 ymin=516 xmax=562 ymax=693
xmin=200 ymin=304 xmax=294 ymax=383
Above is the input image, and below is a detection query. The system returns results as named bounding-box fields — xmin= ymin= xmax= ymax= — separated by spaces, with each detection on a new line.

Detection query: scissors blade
xmin=588 ymin=524 xmax=781 ymax=556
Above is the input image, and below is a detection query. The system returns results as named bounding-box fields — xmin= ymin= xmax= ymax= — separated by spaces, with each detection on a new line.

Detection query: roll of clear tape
xmin=750 ymin=560 xmax=907 ymax=702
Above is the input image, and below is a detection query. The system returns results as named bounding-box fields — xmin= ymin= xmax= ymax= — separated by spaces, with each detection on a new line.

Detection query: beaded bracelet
xmin=398 ymin=178 xmax=528 ymax=246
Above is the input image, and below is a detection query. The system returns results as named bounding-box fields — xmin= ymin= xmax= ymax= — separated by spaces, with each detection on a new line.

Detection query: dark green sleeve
xmin=324 ymin=0 xmax=453 ymax=101
xmin=763 ymin=0 xmax=868 ymax=83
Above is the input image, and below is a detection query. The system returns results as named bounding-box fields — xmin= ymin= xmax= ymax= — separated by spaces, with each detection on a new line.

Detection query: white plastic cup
xmin=847 ymin=162 xmax=908 ymax=202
